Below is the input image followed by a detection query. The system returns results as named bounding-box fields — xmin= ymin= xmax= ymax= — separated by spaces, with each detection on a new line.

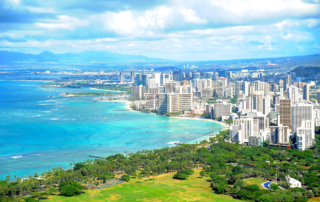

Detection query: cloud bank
xmin=0 ymin=0 xmax=319 ymax=60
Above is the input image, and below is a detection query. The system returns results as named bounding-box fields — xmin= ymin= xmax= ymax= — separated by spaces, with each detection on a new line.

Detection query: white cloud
xmin=179 ymin=8 xmax=207 ymax=24
xmin=35 ymin=15 xmax=90 ymax=30
xmin=103 ymin=11 xmax=136 ymax=35
xmin=25 ymin=7 xmax=55 ymax=13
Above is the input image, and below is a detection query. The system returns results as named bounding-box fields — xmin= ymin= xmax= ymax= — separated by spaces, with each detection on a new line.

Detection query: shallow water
xmin=0 ymin=80 xmax=223 ymax=179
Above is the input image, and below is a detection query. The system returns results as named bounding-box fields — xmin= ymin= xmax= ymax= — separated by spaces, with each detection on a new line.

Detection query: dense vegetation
xmin=1 ymin=130 xmax=320 ymax=201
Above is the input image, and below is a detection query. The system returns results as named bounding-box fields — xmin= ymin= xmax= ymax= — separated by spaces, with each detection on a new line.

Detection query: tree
xmin=152 ymin=172 xmax=157 ymax=180
xmin=34 ymin=172 xmax=38 ymax=178
xmin=173 ymin=173 xmax=188 ymax=180
xmin=217 ymin=185 xmax=225 ymax=194
xmin=60 ymin=185 xmax=81 ymax=196
xmin=121 ymin=175 xmax=130 ymax=182
xmin=224 ymin=119 xmax=233 ymax=126
xmin=246 ymin=184 xmax=260 ymax=192
xmin=200 ymin=171 xmax=205 ymax=178
xmin=270 ymin=184 xmax=279 ymax=191
xmin=237 ymin=189 xmax=248 ymax=200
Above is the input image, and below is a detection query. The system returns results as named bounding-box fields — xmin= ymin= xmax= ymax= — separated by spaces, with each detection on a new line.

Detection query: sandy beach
xmin=122 ymin=100 xmax=229 ymax=128
xmin=90 ymin=88 xmax=125 ymax=93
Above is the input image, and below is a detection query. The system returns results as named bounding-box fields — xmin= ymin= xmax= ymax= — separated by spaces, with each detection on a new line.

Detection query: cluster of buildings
xmin=129 ymin=69 xmax=318 ymax=151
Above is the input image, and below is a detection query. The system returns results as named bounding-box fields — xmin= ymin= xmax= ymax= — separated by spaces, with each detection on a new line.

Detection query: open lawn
xmin=48 ymin=170 xmax=239 ymax=202
xmin=244 ymin=178 xmax=267 ymax=190
xmin=310 ymin=197 xmax=320 ymax=201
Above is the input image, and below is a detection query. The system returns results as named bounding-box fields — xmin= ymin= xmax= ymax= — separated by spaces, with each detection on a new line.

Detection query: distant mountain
xmin=0 ymin=51 xmax=173 ymax=64
xmin=291 ymin=66 xmax=320 ymax=76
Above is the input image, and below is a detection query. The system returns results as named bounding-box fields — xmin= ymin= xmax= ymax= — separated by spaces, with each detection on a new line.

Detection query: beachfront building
xmin=213 ymin=99 xmax=232 ymax=117
xmin=131 ymin=85 xmax=146 ymax=100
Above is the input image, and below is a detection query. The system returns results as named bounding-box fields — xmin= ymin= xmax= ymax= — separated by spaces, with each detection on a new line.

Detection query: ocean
xmin=0 ymin=80 xmax=223 ymax=180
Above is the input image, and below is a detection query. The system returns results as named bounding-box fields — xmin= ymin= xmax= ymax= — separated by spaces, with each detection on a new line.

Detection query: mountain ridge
xmin=0 ymin=50 xmax=173 ymax=64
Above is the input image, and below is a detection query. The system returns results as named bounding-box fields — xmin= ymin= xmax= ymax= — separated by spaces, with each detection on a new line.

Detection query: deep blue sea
xmin=0 ymin=79 xmax=223 ymax=180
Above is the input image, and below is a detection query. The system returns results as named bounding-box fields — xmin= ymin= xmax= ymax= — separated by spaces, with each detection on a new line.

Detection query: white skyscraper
xmin=152 ymin=73 xmax=161 ymax=87
xmin=291 ymin=103 xmax=314 ymax=138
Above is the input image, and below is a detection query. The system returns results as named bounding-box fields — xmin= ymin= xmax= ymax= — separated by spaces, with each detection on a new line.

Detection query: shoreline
xmin=89 ymin=88 xmax=125 ymax=93
xmin=116 ymin=100 xmax=228 ymax=143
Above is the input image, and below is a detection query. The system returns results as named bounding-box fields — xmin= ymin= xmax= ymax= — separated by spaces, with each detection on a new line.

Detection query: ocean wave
xmin=167 ymin=131 xmax=172 ymax=132
xmin=52 ymin=109 xmax=58 ymax=111
xmin=51 ymin=118 xmax=59 ymax=120
xmin=43 ymin=111 xmax=51 ymax=113
xmin=39 ymin=104 xmax=47 ymax=105
xmin=12 ymin=156 xmax=22 ymax=159
xmin=168 ymin=141 xmax=179 ymax=145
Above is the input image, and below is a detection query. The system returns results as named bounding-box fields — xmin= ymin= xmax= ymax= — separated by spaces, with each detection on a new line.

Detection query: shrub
xmin=121 ymin=175 xmax=130 ymax=182
xmin=237 ymin=189 xmax=248 ymax=200
xmin=246 ymin=184 xmax=260 ymax=192
xmin=60 ymin=185 xmax=82 ymax=196
xmin=173 ymin=173 xmax=188 ymax=180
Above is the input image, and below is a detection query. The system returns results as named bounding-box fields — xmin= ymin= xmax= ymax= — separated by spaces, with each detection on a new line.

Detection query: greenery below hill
xmin=1 ymin=130 xmax=320 ymax=201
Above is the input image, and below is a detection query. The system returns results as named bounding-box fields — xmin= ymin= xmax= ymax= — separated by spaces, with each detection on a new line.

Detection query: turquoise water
xmin=0 ymin=80 xmax=223 ymax=180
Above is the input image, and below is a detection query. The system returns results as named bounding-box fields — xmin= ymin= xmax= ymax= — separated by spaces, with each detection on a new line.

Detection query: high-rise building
xmin=280 ymin=99 xmax=292 ymax=128
xmin=200 ymin=70 xmax=204 ymax=79
xmin=135 ymin=73 xmax=141 ymax=85
xmin=141 ymin=74 xmax=148 ymax=86
xmin=131 ymin=85 xmax=146 ymax=100
xmin=213 ymin=100 xmax=232 ymax=117
xmin=147 ymin=78 xmax=155 ymax=88
xmin=252 ymin=93 xmax=264 ymax=113
xmin=263 ymin=95 xmax=270 ymax=116
xmin=225 ymin=71 xmax=232 ymax=79
xmin=152 ymin=73 xmax=161 ymax=87
xmin=303 ymin=84 xmax=310 ymax=101
xmin=235 ymin=81 xmax=243 ymax=97
xmin=158 ymin=94 xmax=168 ymax=113
xmin=317 ymin=91 xmax=320 ymax=103
xmin=167 ymin=93 xmax=192 ymax=113
xmin=173 ymin=69 xmax=182 ymax=81
xmin=287 ymin=75 xmax=291 ymax=87
xmin=291 ymin=103 xmax=313 ymax=136
xmin=130 ymin=72 xmax=135 ymax=82
xmin=161 ymin=73 xmax=172 ymax=85
xmin=270 ymin=124 xmax=290 ymax=144
xmin=193 ymin=73 xmax=200 ymax=79
xmin=231 ymin=118 xmax=258 ymax=144
xmin=296 ymin=120 xmax=314 ymax=151
xmin=165 ymin=82 xmax=179 ymax=93
xmin=287 ymin=86 xmax=299 ymax=101
xmin=181 ymin=80 xmax=189 ymax=86
xmin=120 ymin=72 xmax=124 ymax=83
xmin=217 ymin=77 xmax=227 ymax=98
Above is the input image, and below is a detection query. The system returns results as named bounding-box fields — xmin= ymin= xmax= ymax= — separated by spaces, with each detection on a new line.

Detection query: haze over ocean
xmin=0 ymin=80 xmax=223 ymax=180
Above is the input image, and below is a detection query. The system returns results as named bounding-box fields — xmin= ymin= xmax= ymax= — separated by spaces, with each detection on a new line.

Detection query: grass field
xmin=244 ymin=178 xmax=267 ymax=190
xmin=48 ymin=170 xmax=239 ymax=202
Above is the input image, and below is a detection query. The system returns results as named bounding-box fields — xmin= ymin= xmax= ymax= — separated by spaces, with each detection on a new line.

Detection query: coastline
xmin=89 ymin=88 xmax=125 ymax=93
xmin=115 ymin=99 xmax=228 ymax=143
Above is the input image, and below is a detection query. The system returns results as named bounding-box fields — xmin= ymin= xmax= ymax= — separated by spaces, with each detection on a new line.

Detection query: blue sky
xmin=0 ymin=0 xmax=320 ymax=60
